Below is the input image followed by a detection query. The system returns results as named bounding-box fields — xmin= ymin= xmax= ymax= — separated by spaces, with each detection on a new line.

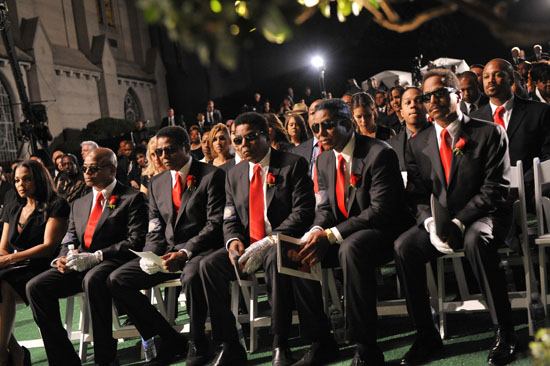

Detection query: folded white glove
xmin=238 ymin=236 xmax=275 ymax=274
xmin=139 ymin=257 xmax=162 ymax=275
xmin=300 ymin=227 xmax=322 ymax=243
xmin=67 ymin=252 xmax=101 ymax=272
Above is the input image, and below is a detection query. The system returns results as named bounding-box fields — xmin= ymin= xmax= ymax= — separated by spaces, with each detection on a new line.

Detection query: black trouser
xmin=200 ymin=246 xmax=331 ymax=343
xmin=26 ymin=259 xmax=126 ymax=366
xmin=394 ymin=216 xmax=513 ymax=333
xmin=323 ymin=229 xmax=394 ymax=345
xmin=107 ymin=252 xmax=211 ymax=341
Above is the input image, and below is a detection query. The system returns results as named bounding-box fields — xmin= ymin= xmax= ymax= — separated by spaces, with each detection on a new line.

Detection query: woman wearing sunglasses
xmin=140 ymin=136 xmax=167 ymax=195
xmin=209 ymin=123 xmax=234 ymax=167
xmin=0 ymin=160 xmax=69 ymax=366
xmin=350 ymin=92 xmax=395 ymax=141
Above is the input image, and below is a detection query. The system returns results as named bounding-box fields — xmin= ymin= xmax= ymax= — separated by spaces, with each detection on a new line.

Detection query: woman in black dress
xmin=0 ymin=160 xmax=69 ymax=366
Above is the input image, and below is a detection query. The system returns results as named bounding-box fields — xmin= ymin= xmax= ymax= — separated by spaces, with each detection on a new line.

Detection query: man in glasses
xmin=395 ymin=68 xmax=515 ymax=366
xmin=201 ymin=112 xmax=336 ymax=366
xmin=27 ymin=148 xmax=148 ymax=366
xmin=471 ymin=58 xmax=550 ymax=196
xmin=388 ymin=87 xmax=431 ymax=171
xmin=108 ymin=126 xmax=226 ymax=366
xmin=299 ymin=99 xmax=411 ymax=366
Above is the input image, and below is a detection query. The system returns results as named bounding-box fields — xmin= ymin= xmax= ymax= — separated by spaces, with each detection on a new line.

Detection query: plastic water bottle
xmin=142 ymin=337 xmax=157 ymax=361
xmin=66 ymin=244 xmax=76 ymax=261
xmin=329 ymin=304 xmax=346 ymax=344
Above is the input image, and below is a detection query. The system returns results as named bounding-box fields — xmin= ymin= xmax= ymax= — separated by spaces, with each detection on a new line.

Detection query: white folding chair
xmin=534 ymin=157 xmax=550 ymax=312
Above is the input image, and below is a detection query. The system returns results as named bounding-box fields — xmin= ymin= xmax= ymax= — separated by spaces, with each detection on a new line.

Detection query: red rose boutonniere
xmin=453 ymin=137 xmax=467 ymax=156
xmin=350 ymin=173 xmax=362 ymax=189
xmin=267 ymin=173 xmax=276 ymax=188
xmin=107 ymin=195 xmax=118 ymax=209
xmin=187 ymin=175 xmax=197 ymax=191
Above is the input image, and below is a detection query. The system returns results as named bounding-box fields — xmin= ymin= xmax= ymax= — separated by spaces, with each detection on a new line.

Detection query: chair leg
xmin=451 ymin=257 xmax=470 ymax=301
xmin=78 ymin=295 xmax=91 ymax=362
xmin=540 ymin=245 xmax=548 ymax=314
xmin=64 ymin=296 xmax=75 ymax=338
xmin=249 ymin=282 xmax=258 ymax=353
xmin=437 ymin=258 xmax=446 ymax=339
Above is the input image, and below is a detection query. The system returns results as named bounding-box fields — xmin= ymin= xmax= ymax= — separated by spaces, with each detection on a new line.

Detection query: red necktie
xmin=493 ymin=106 xmax=505 ymax=129
xmin=440 ymin=129 xmax=452 ymax=183
xmin=336 ymin=154 xmax=348 ymax=218
xmin=313 ymin=141 xmax=323 ymax=193
xmin=84 ymin=192 xmax=104 ymax=248
xmin=249 ymin=164 xmax=265 ymax=243
xmin=172 ymin=172 xmax=183 ymax=214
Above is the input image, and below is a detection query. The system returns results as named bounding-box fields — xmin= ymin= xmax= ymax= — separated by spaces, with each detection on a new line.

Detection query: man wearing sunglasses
xmin=108 ymin=126 xmax=226 ymax=366
xmin=201 ymin=112 xmax=337 ymax=366
xmin=395 ymin=68 xmax=515 ymax=366
xmin=299 ymin=99 xmax=411 ymax=366
xmin=27 ymin=148 xmax=148 ymax=366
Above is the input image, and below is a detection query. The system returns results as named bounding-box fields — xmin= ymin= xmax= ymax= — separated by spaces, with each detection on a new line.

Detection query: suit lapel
xmin=347 ymin=138 xmax=365 ymax=214
xmin=175 ymin=160 xmax=200 ymax=226
xmin=266 ymin=150 xmax=281 ymax=210
xmin=448 ymin=120 xmax=472 ymax=188
xmin=325 ymin=152 xmax=338 ymax=219
xmin=237 ymin=161 xmax=251 ymax=229
xmin=507 ymin=99 xmax=526 ymax=140
xmin=422 ymin=127 xmax=447 ymax=192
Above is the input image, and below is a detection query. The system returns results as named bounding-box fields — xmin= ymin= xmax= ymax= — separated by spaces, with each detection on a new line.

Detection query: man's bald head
xmin=83 ymin=147 xmax=117 ymax=189
xmin=89 ymin=147 xmax=117 ymax=168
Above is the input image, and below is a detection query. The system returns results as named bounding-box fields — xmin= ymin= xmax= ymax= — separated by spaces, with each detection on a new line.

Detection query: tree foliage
xmin=137 ymin=0 xmax=550 ymax=70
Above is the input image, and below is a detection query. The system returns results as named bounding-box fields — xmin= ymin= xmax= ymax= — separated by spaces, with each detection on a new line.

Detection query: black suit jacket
xmin=223 ymin=149 xmax=315 ymax=246
xmin=144 ymin=160 xmax=225 ymax=255
xmin=205 ymin=109 xmax=222 ymax=125
xmin=405 ymin=117 xmax=510 ymax=227
xmin=60 ymin=182 xmax=148 ymax=260
xmin=313 ymin=134 xmax=412 ymax=238
xmin=470 ymin=97 xmax=550 ymax=182
xmin=161 ymin=115 xmax=186 ymax=129
xmin=459 ymin=95 xmax=489 ymax=115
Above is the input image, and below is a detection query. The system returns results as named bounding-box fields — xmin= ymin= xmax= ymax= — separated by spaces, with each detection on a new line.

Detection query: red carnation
xmin=453 ymin=137 xmax=467 ymax=156
xmin=350 ymin=173 xmax=361 ymax=188
xmin=267 ymin=173 xmax=276 ymax=188
xmin=187 ymin=175 xmax=197 ymax=191
xmin=107 ymin=195 xmax=118 ymax=209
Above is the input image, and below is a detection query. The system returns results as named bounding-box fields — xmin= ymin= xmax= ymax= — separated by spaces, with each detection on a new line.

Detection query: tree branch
xmin=368 ymin=3 xmax=458 ymax=33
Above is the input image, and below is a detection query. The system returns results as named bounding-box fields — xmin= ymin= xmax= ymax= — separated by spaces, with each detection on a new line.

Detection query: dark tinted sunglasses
xmin=82 ymin=164 xmax=111 ymax=174
xmin=154 ymin=146 xmax=179 ymax=156
xmin=233 ymin=131 xmax=264 ymax=145
xmin=421 ymin=87 xmax=455 ymax=103
xmin=311 ymin=120 xmax=340 ymax=134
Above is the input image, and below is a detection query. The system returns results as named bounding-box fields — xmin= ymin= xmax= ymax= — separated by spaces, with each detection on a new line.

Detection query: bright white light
xmin=311 ymin=56 xmax=324 ymax=68
xmin=304 ymin=0 xmax=319 ymax=7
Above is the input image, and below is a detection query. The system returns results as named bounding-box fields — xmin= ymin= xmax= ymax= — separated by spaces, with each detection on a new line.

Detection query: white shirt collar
xmin=434 ymin=113 xmax=462 ymax=147
xmin=248 ymin=148 xmax=271 ymax=172
xmin=170 ymin=155 xmax=192 ymax=188
xmin=333 ymin=133 xmax=356 ymax=163
xmin=535 ymin=88 xmax=547 ymax=103
xmin=91 ymin=178 xmax=117 ymax=209
xmin=489 ymin=95 xmax=515 ymax=115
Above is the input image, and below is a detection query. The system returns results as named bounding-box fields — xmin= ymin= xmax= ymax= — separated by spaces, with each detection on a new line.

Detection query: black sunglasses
xmin=311 ymin=119 xmax=340 ymax=134
xmin=154 ymin=146 xmax=179 ymax=157
xmin=421 ymin=87 xmax=455 ymax=103
xmin=233 ymin=131 xmax=264 ymax=145
xmin=82 ymin=164 xmax=111 ymax=174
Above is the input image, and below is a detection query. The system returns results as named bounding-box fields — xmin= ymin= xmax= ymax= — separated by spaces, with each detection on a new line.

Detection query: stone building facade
xmin=0 ymin=0 xmax=169 ymax=163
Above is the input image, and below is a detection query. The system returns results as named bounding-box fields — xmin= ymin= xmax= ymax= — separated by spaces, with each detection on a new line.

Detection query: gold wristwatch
xmin=325 ymin=228 xmax=337 ymax=245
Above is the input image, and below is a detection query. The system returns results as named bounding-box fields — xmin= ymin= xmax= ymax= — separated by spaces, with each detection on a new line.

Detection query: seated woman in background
xmin=264 ymin=113 xmax=292 ymax=151
xmin=351 ymin=92 xmax=395 ymax=141
xmin=55 ymin=154 xmax=88 ymax=203
xmin=0 ymin=160 xmax=69 ymax=366
xmin=140 ymin=136 xmax=167 ymax=195
xmin=285 ymin=113 xmax=309 ymax=147
xmin=209 ymin=123 xmax=234 ymax=167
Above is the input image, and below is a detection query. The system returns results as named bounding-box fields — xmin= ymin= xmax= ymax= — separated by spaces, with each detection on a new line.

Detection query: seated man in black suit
xmin=395 ymin=68 xmax=515 ymax=366
xmin=201 ymin=112 xmax=336 ymax=366
xmin=161 ymin=108 xmax=186 ymax=129
xmin=108 ymin=126 xmax=226 ymax=366
xmin=26 ymin=148 xmax=148 ymax=366
xmin=299 ymin=99 xmax=411 ymax=366
xmin=471 ymin=58 xmax=550 ymax=194
xmin=388 ymin=87 xmax=431 ymax=171
xmin=459 ymin=71 xmax=489 ymax=115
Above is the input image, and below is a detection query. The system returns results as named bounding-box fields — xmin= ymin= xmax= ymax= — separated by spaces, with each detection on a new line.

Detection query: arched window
xmin=0 ymin=78 xmax=16 ymax=164
xmin=124 ymin=88 xmax=142 ymax=122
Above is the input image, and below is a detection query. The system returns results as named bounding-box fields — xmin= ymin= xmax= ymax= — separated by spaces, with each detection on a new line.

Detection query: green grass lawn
xmin=13 ymin=299 xmax=535 ymax=365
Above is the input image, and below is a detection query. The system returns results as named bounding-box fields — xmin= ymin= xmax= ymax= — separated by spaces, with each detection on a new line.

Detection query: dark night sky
xmin=161 ymin=0 xmax=549 ymax=121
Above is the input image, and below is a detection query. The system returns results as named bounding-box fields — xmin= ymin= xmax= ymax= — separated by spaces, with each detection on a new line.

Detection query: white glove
xmin=300 ymin=227 xmax=322 ymax=243
xmin=238 ymin=236 xmax=275 ymax=274
xmin=67 ymin=252 xmax=101 ymax=272
xmin=425 ymin=217 xmax=454 ymax=254
xmin=139 ymin=257 xmax=162 ymax=275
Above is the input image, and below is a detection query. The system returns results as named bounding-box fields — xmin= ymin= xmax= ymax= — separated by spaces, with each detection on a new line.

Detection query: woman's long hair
xmin=13 ymin=160 xmax=57 ymax=222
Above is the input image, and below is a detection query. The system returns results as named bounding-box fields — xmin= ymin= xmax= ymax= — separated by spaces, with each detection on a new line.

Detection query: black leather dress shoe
xmin=350 ymin=347 xmax=384 ymax=366
xmin=146 ymin=334 xmax=188 ymax=366
xmin=273 ymin=347 xmax=295 ymax=366
xmin=400 ymin=332 xmax=443 ymax=366
xmin=210 ymin=342 xmax=247 ymax=366
xmin=187 ymin=339 xmax=212 ymax=366
xmin=487 ymin=327 xmax=517 ymax=366
xmin=22 ymin=346 xmax=31 ymax=366
xmin=292 ymin=339 xmax=339 ymax=366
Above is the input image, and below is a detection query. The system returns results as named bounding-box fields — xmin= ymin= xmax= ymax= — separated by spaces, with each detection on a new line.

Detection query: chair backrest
xmin=512 ymin=162 xmax=529 ymax=245
xmin=533 ymin=157 xmax=550 ymax=236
